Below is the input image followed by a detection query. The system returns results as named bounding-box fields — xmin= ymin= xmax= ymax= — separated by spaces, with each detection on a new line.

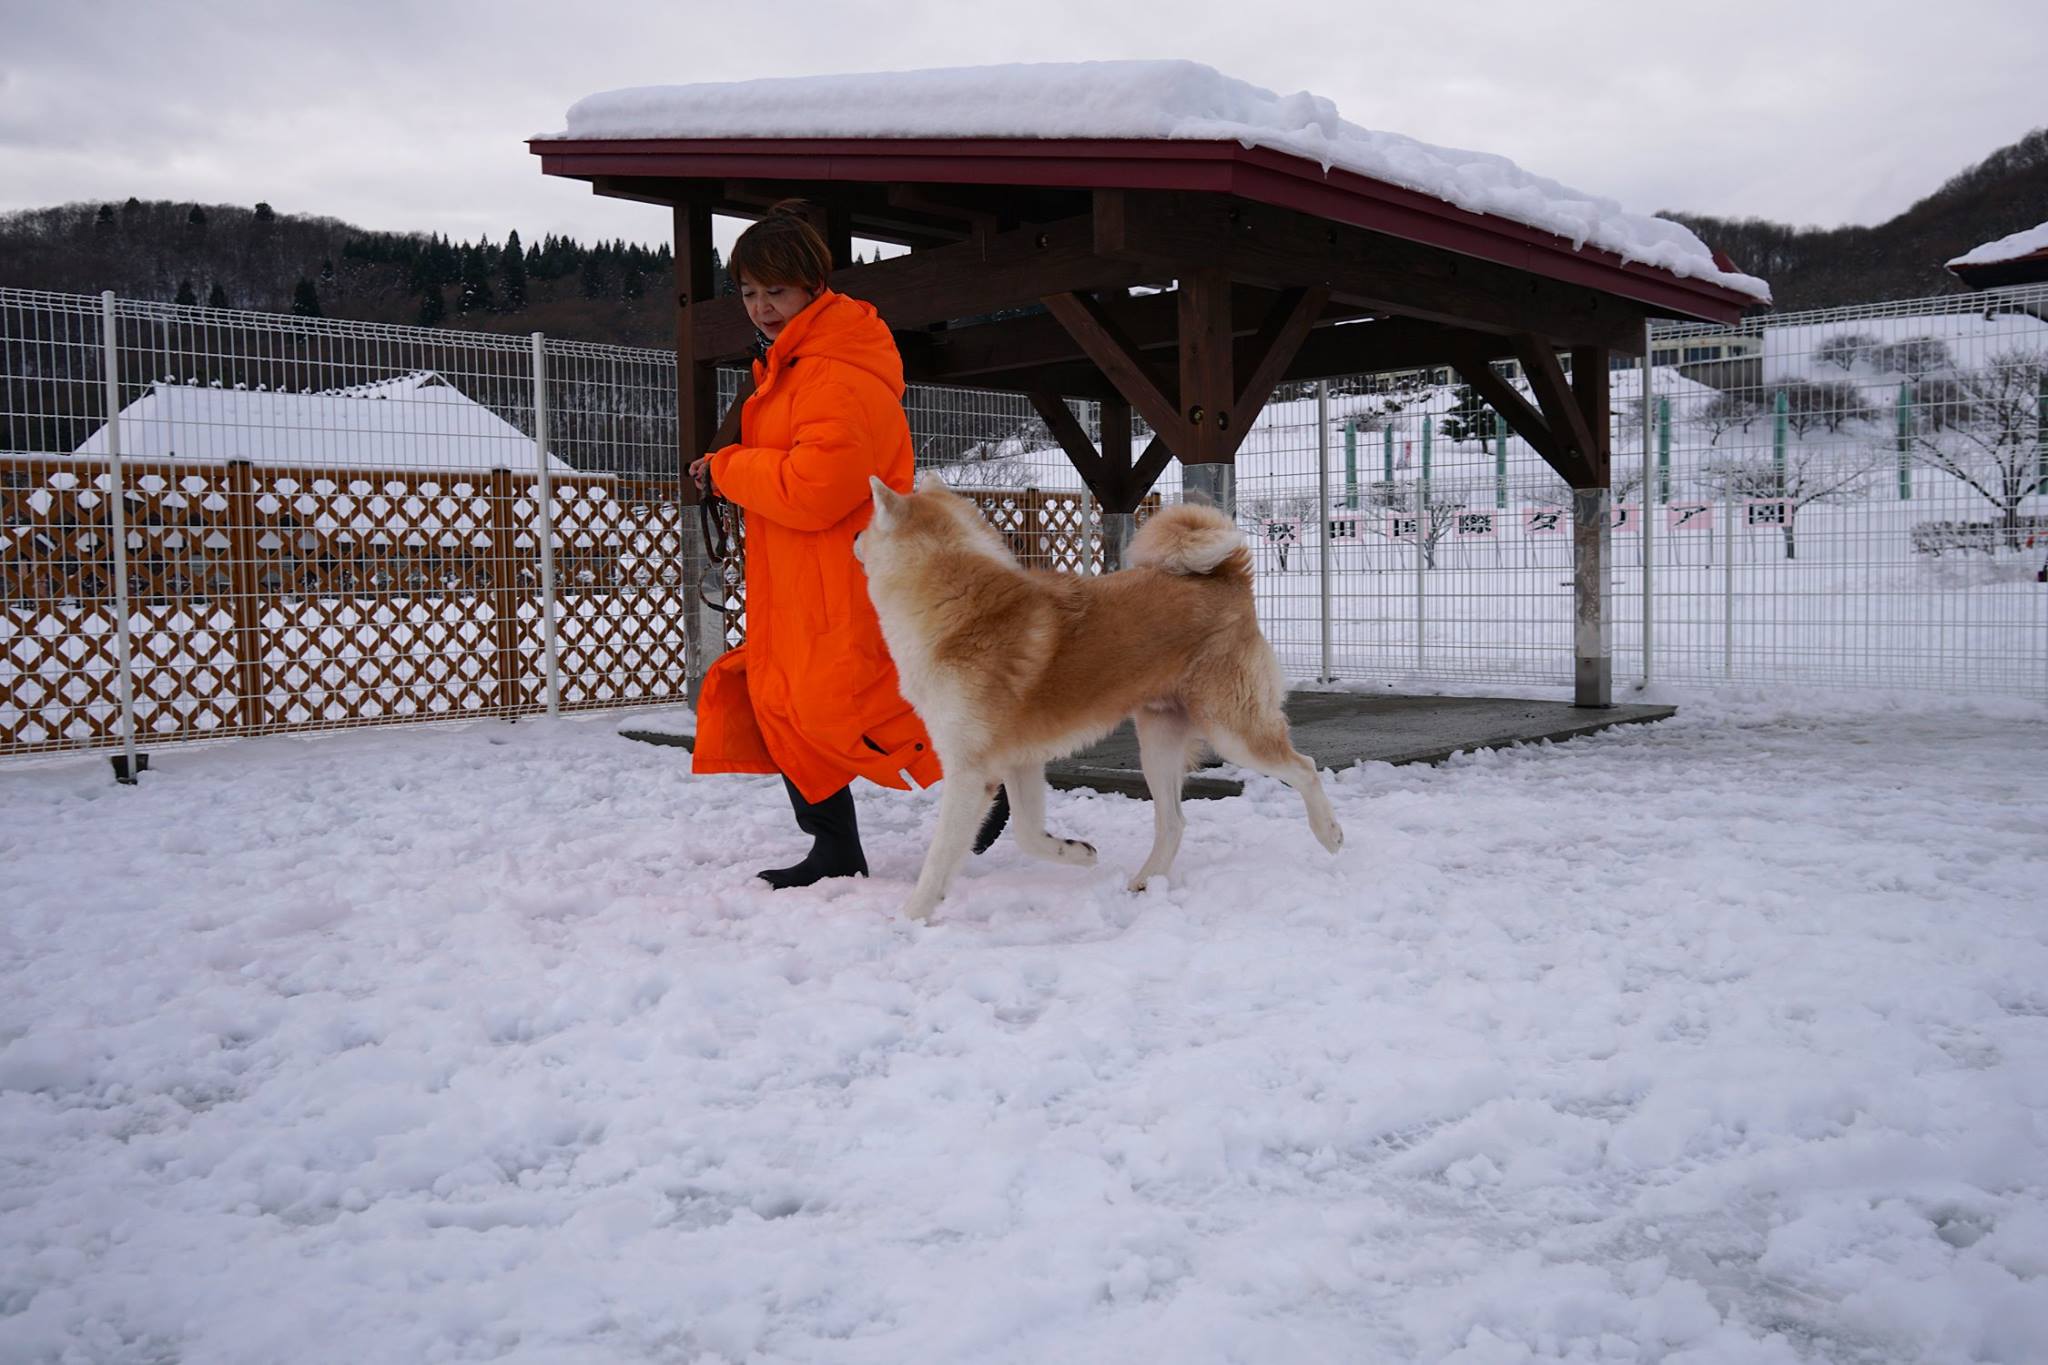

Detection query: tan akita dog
xmin=856 ymin=477 xmax=1343 ymax=922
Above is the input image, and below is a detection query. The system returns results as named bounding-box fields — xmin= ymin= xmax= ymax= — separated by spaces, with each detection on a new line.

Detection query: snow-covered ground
xmin=4 ymin=694 xmax=2046 ymax=1363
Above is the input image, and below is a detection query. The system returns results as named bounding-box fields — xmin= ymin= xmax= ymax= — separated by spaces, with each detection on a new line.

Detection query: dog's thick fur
xmin=857 ymin=477 xmax=1343 ymax=921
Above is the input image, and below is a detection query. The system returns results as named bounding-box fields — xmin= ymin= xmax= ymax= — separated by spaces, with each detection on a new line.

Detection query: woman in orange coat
xmin=689 ymin=204 xmax=1002 ymax=887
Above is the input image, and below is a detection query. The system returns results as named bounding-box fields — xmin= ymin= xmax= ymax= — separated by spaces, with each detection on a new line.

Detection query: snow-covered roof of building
xmin=73 ymin=371 xmax=574 ymax=473
xmin=544 ymin=60 xmax=1769 ymax=303
xmin=1948 ymin=222 xmax=2048 ymax=269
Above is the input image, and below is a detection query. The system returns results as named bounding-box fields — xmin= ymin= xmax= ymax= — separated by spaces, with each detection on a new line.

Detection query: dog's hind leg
xmin=1003 ymin=764 xmax=1096 ymax=866
xmin=1129 ymin=705 xmax=1195 ymax=891
xmin=900 ymin=773 xmax=1000 ymax=922
xmin=1203 ymin=709 xmax=1344 ymax=856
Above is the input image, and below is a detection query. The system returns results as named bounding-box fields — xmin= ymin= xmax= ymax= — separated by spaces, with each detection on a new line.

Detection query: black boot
xmin=972 ymin=785 xmax=1010 ymax=856
xmin=758 ymin=778 xmax=869 ymax=889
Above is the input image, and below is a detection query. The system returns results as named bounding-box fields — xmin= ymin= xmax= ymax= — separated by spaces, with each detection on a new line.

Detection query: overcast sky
xmin=2 ymin=0 xmax=2041 ymax=258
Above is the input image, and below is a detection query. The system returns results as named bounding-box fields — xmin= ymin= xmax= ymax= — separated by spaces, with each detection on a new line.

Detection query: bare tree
xmin=1815 ymin=331 xmax=1879 ymax=373
xmin=1788 ymin=379 xmax=1877 ymax=435
xmin=1911 ymin=348 xmax=2048 ymax=551
xmin=1700 ymin=386 xmax=1766 ymax=443
xmin=1869 ymin=336 xmax=1955 ymax=381
xmin=936 ymin=453 xmax=1032 ymax=491
xmin=1696 ymin=448 xmax=1876 ymax=560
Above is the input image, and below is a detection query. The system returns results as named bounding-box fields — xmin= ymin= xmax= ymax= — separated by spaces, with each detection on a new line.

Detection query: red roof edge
xmin=529 ymin=136 xmax=1762 ymax=324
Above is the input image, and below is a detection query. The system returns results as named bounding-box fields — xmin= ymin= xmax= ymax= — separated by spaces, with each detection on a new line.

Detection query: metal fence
xmin=6 ymin=282 xmax=2045 ymax=762
xmin=1 ymin=290 xmax=689 ymax=765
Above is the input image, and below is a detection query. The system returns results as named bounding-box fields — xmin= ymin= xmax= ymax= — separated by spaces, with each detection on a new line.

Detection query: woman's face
xmin=739 ymin=273 xmax=817 ymax=343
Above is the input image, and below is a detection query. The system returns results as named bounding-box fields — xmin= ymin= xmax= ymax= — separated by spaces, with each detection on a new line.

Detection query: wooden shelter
xmin=1948 ymin=223 xmax=2048 ymax=291
xmin=532 ymin=77 xmax=1759 ymax=708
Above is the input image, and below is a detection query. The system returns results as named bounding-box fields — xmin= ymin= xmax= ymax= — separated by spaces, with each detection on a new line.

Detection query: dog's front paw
xmin=1317 ymin=821 xmax=1345 ymax=854
xmin=1126 ymin=869 xmax=1163 ymax=893
xmin=1055 ymin=838 xmax=1097 ymax=866
xmin=900 ymin=895 xmax=940 ymax=924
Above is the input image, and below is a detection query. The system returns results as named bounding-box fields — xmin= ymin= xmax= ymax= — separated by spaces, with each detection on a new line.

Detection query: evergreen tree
xmin=96 ymin=204 xmax=115 ymax=227
xmin=175 ymin=278 xmax=197 ymax=306
xmin=207 ymin=282 xmax=229 ymax=309
xmin=123 ymin=196 xmax=142 ymax=217
xmin=1439 ymin=383 xmax=1494 ymax=444
xmin=502 ymin=229 xmax=527 ymax=309
xmin=187 ymin=205 xmax=208 ymax=228
xmin=254 ymin=202 xmax=276 ymax=224
xmin=418 ymin=286 xmax=446 ymax=326
xmin=320 ymin=257 xmax=335 ymax=284
xmin=290 ymin=278 xmax=322 ymax=317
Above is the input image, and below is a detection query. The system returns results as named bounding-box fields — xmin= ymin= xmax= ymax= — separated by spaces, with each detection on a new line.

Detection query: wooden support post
xmin=1097 ymin=397 xmax=1133 ymax=568
xmin=675 ymin=201 xmax=723 ymax=702
xmin=825 ymin=202 xmax=854 ymax=270
xmin=487 ymin=468 xmax=528 ymax=716
xmin=1570 ymin=345 xmax=1613 ymax=708
xmin=223 ymin=458 xmax=267 ymax=733
xmin=1178 ymin=267 xmax=1233 ymax=462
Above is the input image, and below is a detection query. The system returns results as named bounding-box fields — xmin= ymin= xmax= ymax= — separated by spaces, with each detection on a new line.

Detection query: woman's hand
xmin=688 ymin=453 xmax=717 ymax=494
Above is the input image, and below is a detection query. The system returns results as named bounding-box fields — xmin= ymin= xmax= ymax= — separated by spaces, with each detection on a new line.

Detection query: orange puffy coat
xmin=691 ymin=290 xmax=942 ymax=804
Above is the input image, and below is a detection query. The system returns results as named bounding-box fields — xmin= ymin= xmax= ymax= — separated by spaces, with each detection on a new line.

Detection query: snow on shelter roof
xmin=542 ymin=61 xmax=1770 ymax=304
xmin=1948 ymin=221 xmax=2048 ymax=269
xmin=73 ymin=371 xmax=574 ymax=473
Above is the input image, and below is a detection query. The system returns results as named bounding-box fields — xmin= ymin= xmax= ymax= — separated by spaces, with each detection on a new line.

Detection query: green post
xmin=1772 ymin=388 xmax=1788 ymax=494
xmin=1896 ymin=381 xmax=1913 ymax=501
xmin=1656 ymin=396 xmax=1672 ymax=504
xmin=1383 ymin=424 xmax=1394 ymax=483
xmin=1493 ymin=410 xmax=1507 ymax=509
xmin=1421 ymin=415 xmax=1433 ymax=484
xmin=2037 ymin=374 xmax=2046 ymax=495
xmin=1343 ymin=419 xmax=1359 ymax=509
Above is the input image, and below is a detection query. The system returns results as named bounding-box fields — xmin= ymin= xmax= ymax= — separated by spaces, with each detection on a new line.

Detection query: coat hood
xmin=761 ymin=290 xmax=904 ymax=398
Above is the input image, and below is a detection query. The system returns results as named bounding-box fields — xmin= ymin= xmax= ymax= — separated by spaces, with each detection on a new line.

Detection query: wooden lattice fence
xmin=2 ymin=454 xmax=691 ymax=755
xmin=4 ymin=461 xmax=1150 ymax=758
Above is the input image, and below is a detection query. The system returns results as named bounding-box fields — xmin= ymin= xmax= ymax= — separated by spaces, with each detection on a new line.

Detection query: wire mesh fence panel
xmin=1645 ymin=285 xmax=2048 ymax=693
xmin=541 ymin=338 xmax=688 ymax=712
xmin=2 ymin=291 xmax=120 ymax=753
xmin=2 ymin=289 xmax=696 ymax=758
xmin=9 ymin=281 xmax=2046 ymax=762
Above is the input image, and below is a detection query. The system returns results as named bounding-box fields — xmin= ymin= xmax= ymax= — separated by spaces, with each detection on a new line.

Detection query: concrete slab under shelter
xmin=619 ymin=693 xmax=1676 ymax=800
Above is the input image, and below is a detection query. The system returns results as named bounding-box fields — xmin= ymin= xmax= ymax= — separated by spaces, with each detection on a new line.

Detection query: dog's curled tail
xmin=1126 ymin=501 xmax=1252 ymax=583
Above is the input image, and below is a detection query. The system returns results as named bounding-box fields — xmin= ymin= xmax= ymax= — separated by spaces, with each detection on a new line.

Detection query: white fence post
xmin=1722 ymin=490 xmax=1735 ymax=679
xmin=531 ymin=333 xmax=562 ymax=718
xmin=99 ymin=291 xmax=143 ymax=782
xmin=1414 ymin=480 xmax=1427 ymax=673
xmin=1641 ymin=319 xmax=1655 ymax=688
xmin=1317 ymin=380 xmax=1333 ymax=682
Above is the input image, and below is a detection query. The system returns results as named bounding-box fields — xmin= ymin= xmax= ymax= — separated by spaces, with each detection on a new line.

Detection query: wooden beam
xmin=1570 ymin=345 xmax=1612 ymax=488
xmin=886 ymin=185 xmax=998 ymax=242
xmin=1041 ymin=290 xmax=1192 ymax=453
xmin=674 ymin=200 xmax=718 ymax=502
xmin=1232 ymin=286 xmax=1327 ymax=421
xmin=1178 ymin=266 xmax=1234 ymax=463
xmin=1513 ymin=335 xmax=1600 ymax=483
xmin=1026 ymin=390 xmax=1114 ymax=502
xmin=1102 ymin=191 xmax=1647 ymax=351
xmin=1128 ymin=436 xmax=1174 ymax=508
xmin=1099 ymin=397 xmax=1133 ymax=509
xmin=1445 ymin=342 xmax=1583 ymax=484
xmin=691 ymin=213 xmax=1153 ymax=361
xmin=925 ymin=285 xmax=1351 ymax=380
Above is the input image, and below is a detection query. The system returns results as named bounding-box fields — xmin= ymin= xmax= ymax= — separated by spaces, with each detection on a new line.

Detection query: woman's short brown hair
xmin=729 ymin=200 xmax=833 ymax=292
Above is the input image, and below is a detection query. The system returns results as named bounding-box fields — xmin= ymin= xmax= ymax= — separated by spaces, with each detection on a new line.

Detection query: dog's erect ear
xmin=869 ymin=475 xmax=903 ymax=526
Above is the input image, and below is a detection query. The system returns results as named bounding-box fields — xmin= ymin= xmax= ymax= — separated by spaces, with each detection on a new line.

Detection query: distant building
xmin=74 ymin=370 xmax=573 ymax=474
